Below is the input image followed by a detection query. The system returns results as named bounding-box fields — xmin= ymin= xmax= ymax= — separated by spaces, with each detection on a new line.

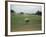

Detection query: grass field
xmin=11 ymin=14 xmax=42 ymax=32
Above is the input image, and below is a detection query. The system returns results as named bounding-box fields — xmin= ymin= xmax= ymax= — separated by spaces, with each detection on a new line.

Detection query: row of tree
xmin=11 ymin=10 xmax=42 ymax=16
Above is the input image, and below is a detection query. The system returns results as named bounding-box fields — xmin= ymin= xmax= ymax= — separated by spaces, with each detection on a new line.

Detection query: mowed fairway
xmin=11 ymin=15 xmax=41 ymax=32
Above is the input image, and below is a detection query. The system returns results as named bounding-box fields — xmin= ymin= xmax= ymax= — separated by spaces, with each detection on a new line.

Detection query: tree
xmin=35 ymin=10 xmax=42 ymax=16
xmin=20 ymin=12 xmax=24 ymax=14
xmin=11 ymin=10 xmax=15 ymax=13
xmin=11 ymin=10 xmax=16 ymax=16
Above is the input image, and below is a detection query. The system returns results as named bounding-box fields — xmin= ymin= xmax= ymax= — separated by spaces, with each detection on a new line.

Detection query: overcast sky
xmin=10 ymin=4 xmax=42 ymax=14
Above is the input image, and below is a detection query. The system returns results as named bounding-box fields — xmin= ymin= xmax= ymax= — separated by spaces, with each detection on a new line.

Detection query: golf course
xmin=11 ymin=14 xmax=41 ymax=32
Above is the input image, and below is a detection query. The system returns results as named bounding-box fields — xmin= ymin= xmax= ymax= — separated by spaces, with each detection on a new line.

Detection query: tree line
xmin=11 ymin=10 xmax=42 ymax=16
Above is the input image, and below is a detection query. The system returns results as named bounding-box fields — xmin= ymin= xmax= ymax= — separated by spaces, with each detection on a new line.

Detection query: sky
xmin=10 ymin=4 xmax=42 ymax=14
